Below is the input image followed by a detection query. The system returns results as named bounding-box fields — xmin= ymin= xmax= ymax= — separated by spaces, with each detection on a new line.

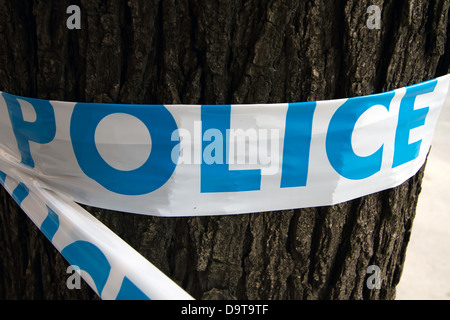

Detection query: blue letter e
xmin=392 ymin=79 xmax=437 ymax=168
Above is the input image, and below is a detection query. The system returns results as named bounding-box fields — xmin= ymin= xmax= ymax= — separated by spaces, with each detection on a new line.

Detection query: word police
xmin=0 ymin=77 xmax=438 ymax=197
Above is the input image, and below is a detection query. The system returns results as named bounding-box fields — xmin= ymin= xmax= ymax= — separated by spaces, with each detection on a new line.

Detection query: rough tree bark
xmin=0 ymin=0 xmax=449 ymax=300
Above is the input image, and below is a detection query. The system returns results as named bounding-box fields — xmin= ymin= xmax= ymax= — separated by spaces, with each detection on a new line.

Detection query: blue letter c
xmin=326 ymin=91 xmax=394 ymax=180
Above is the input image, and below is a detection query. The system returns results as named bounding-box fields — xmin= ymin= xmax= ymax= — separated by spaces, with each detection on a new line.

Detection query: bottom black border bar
xmin=1 ymin=299 xmax=434 ymax=318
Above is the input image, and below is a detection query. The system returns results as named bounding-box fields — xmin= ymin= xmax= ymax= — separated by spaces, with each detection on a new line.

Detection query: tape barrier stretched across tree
xmin=0 ymin=75 xmax=449 ymax=299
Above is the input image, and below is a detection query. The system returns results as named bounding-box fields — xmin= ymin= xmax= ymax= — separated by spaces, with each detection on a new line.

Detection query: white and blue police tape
xmin=0 ymin=169 xmax=194 ymax=300
xmin=0 ymin=74 xmax=449 ymax=299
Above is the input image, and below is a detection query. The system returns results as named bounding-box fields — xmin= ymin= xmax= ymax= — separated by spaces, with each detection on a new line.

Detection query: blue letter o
xmin=70 ymin=103 xmax=179 ymax=195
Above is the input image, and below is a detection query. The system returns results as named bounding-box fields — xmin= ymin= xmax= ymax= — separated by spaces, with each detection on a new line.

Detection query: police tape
xmin=0 ymin=74 xmax=449 ymax=299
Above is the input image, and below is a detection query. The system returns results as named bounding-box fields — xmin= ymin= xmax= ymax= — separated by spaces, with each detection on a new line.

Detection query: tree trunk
xmin=0 ymin=0 xmax=449 ymax=300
